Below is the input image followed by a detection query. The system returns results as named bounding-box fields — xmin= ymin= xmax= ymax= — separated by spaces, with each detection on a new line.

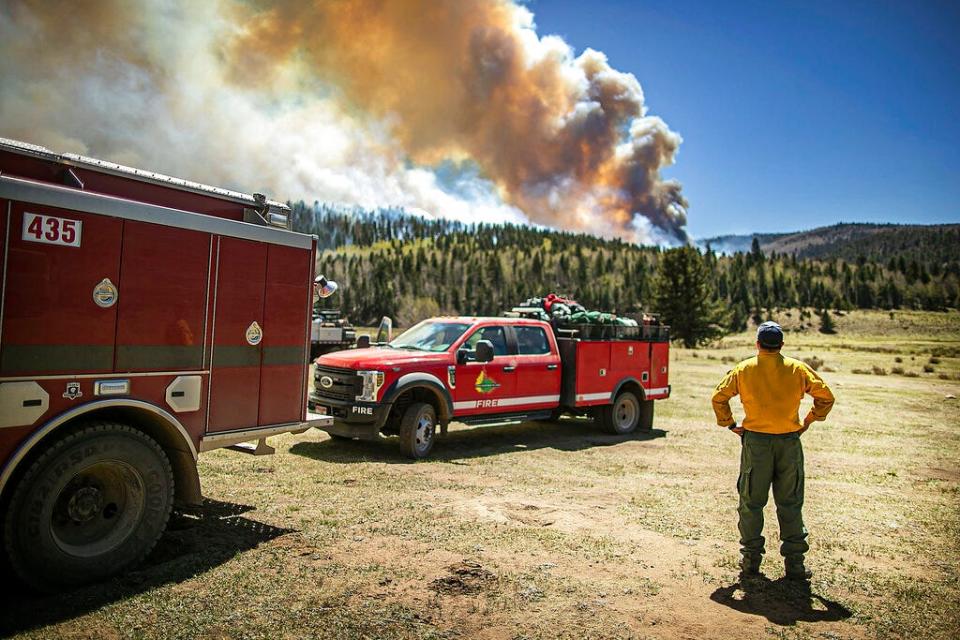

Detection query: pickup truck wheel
xmin=3 ymin=422 xmax=174 ymax=591
xmin=638 ymin=398 xmax=655 ymax=432
xmin=399 ymin=402 xmax=436 ymax=459
xmin=599 ymin=391 xmax=641 ymax=435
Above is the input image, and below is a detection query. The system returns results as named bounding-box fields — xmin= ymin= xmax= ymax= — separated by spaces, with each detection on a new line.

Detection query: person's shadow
xmin=710 ymin=574 xmax=852 ymax=626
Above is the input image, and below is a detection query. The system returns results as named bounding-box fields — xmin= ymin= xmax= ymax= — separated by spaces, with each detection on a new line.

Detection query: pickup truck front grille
xmin=314 ymin=365 xmax=362 ymax=402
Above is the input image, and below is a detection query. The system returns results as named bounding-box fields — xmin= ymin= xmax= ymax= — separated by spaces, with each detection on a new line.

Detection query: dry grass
xmin=2 ymin=311 xmax=958 ymax=639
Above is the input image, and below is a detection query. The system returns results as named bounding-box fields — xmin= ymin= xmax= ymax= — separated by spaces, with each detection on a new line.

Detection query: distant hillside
xmin=699 ymin=222 xmax=960 ymax=263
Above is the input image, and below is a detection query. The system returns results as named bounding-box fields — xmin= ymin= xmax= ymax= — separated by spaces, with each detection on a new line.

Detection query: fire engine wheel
xmin=3 ymin=422 xmax=174 ymax=591
xmin=599 ymin=391 xmax=642 ymax=435
xmin=398 ymin=402 xmax=436 ymax=459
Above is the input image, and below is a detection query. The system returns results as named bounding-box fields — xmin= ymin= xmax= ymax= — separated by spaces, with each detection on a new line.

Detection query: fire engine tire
xmin=398 ymin=402 xmax=437 ymax=459
xmin=599 ymin=391 xmax=643 ymax=435
xmin=3 ymin=422 xmax=174 ymax=592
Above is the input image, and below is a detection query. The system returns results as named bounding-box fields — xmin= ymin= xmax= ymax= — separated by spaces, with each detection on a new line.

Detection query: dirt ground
xmin=2 ymin=310 xmax=958 ymax=639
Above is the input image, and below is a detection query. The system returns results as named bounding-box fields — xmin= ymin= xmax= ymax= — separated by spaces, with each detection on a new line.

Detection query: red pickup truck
xmin=310 ymin=316 xmax=670 ymax=458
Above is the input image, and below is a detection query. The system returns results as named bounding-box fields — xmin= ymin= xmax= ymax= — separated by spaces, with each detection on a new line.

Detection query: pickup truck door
xmin=511 ymin=324 xmax=562 ymax=410
xmin=453 ymin=325 xmax=516 ymax=416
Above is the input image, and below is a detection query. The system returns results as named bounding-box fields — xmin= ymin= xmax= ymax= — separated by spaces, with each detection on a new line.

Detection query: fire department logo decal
xmin=62 ymin=382 xmax=83 ymax=400
xmin=474 ymin=370 xmax=500 ymax=394
xmin=245 ymin=321 xmax=263 ymax=346
xmin=92 ymin=278 xmax=118 ymax=308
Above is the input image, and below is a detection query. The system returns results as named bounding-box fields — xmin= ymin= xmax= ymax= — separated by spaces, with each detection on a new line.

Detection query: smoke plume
xmin=0 ymin=0 xmax=687 ymax=243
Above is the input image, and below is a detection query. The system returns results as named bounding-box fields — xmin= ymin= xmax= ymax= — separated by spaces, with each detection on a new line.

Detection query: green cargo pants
xmin=738 ymin=430 xmax=809 ymax=561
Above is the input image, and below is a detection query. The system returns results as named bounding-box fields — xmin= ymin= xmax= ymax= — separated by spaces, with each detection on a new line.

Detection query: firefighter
xmin=711 ymin=321 xmax=835 ymax=580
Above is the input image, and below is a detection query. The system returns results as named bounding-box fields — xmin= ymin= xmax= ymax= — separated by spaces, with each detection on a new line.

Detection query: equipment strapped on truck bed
xmin=506 ymin=293 xmax=670 ymax=342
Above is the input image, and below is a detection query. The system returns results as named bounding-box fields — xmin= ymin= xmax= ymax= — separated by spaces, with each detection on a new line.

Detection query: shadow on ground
xmin=0 ymin=498 xmax=293 ymax=637
xmin=710 ymin=575 xmax=853 ymax=626
xmin=290 ymin=418 xmax=667 ymax=464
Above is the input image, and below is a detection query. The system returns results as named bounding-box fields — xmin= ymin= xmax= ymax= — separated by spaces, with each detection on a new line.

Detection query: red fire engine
xmin=0 ymin=138 xmax=331 ymax=590
xmin=311 ymin=315 xmax=670 ymax=458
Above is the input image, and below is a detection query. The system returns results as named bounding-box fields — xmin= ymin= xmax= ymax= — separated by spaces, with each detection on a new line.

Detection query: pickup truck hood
xmin=316 ymin=347 xmax=450 ymax=370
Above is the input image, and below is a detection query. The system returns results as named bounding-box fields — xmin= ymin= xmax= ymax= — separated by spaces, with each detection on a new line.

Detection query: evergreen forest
xmin=290 ymin=202 xmax=960 ymax=334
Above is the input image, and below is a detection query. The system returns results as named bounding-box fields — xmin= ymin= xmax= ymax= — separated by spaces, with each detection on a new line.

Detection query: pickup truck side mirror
xmin=474 ymin=340 xmax=495 ymax=363
xmin=376 ymin=316 xmax=393 ymax=344
xmin=455 ymin=340 xmax=495 ymax=364
xmin=356 ymin=335 xmax=371 ymax=349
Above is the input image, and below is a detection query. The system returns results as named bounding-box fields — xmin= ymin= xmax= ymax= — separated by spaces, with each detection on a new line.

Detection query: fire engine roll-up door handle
xmin=546 ymin=364 xmax=558 ymax=370
xmin=502 ymin=365 xmax=516 ymax=372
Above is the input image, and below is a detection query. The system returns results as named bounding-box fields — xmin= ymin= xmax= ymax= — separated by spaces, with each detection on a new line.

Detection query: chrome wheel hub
xmin=50 ymin=461 xmax=146 ymax=558
xmin=67 ymin=486 xmax=104 ymax=523
xmin=415 ymin=415 xmax=434 ymax=452
xmin=615 ymin=396 xmax=639 ymax=430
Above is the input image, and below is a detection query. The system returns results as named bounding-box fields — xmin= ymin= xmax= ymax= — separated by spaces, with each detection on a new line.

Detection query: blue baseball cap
xmin=757 ymin=321 xmax=784 ymax=348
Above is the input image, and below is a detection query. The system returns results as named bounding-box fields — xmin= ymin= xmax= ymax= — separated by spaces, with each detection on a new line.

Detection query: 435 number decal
xmin=22 ymin=212 xmax=82 ymax=247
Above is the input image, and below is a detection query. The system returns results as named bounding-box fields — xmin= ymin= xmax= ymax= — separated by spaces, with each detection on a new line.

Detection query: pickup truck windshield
xmin=389 ymin=321 xmax=471 ymax=352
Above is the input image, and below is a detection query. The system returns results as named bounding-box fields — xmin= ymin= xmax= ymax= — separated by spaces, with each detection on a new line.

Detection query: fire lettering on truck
xmin=352 ymin=406 xmax=373 ymax=415
xmin=477 ymin=399 xmax=499 ymax=408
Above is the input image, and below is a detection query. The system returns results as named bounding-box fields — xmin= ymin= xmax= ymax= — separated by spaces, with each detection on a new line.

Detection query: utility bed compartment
xmin=558 ymin=337 xmax=669 ymax=408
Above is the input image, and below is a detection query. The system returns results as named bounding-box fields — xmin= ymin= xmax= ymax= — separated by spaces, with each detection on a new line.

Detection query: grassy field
xmin=2 ymin=310 xmax=958 ymax=639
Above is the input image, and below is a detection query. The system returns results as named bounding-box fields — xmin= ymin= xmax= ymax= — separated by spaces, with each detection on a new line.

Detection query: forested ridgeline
xmin=290 ymin=202 xmax=960 ymax=329
xmin=701 ymin=222 xmax=960 ymax=264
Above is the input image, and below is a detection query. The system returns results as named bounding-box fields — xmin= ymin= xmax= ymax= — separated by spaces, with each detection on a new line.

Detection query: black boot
xmin=740 ymin=554 xmax=761 ymax=576
xmin=785 ymin=556 xmax=812 ymax=581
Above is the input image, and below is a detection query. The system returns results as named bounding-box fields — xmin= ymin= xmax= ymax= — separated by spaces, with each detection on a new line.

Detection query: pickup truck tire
xmin=399 ymin=402 xmax=436 ymax=459
xmin=637 ymin=397 xmax=655 ymax=432
xmin=599 ymin=390 xmax=642 ymax=435
xmin=3 ymin=422 xmax=174 ymax=591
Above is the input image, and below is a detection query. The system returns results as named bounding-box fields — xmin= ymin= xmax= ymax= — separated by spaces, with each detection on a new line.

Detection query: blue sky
xmin=530 ymin=0 xmax=960 ymax=238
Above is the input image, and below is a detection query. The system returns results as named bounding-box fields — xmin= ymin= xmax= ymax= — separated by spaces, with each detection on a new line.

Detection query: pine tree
xmin=819 ymin=309 xmax=836 ymax=334
xmin=653 ymin=247 xmax=727 ymax=347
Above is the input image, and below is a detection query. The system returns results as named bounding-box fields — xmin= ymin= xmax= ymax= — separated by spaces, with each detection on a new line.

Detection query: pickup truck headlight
xmin=356 ymin=370 xmax=385 ymax=402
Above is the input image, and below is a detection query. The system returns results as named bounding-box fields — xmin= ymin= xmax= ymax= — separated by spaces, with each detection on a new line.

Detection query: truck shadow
xmin=290 ymin=419 xmax=667 ymax=464
xmin=0 ymin=498 xmax=293 ymax=637
xmin=710 ymin=575 xmax=853 ymax=626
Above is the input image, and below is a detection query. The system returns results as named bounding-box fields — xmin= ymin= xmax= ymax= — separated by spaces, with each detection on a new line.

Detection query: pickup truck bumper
xmin=308 ymin=393 xmax=391 ymax=441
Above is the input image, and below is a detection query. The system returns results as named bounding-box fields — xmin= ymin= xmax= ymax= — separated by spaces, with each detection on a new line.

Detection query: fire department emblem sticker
xmin=474 ymin=369 xmax=500 ymax=394
xmin=245 ymin=321 xmax=263 ymax=346
xmin=92 ymin=278 xmax=118 ymax=308
xmin=62 ymin=382 xmax=83 ymax=400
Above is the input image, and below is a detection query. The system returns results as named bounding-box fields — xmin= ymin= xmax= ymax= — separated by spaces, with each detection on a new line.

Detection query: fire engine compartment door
xmin=207 ymin=237 xmax=267 ymax=433
xmin=257 ymin=244 xmax=311 ymax=426
xmin=115 ymin=221 xmax=209 ymax=372
xmin=1 ymin=201 xmax=122 ymax=376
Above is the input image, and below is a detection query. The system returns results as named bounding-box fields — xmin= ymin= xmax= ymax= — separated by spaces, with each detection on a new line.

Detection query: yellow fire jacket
xmin=712 ymin=352 xmax=835 ymax=434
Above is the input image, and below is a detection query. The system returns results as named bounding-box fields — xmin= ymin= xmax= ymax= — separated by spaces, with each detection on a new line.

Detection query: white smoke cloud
xmin=0 ymin=0 xmax=685 ymax=242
